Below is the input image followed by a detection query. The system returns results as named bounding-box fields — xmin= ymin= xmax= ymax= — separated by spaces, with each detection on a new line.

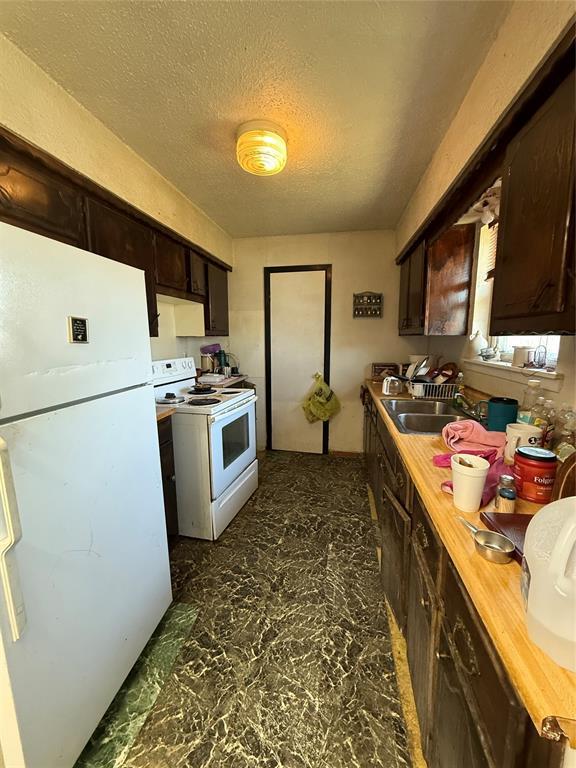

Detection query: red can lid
xmin=516 ymin=446 xmax=557 ymax=462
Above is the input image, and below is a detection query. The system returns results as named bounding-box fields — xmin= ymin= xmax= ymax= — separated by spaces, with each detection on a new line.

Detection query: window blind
xmin=485 ymin=222 xmax=498 ymax=280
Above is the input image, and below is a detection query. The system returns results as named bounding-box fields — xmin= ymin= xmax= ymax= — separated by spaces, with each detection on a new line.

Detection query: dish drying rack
xmin=407 ymin=381 xmax=458 ymax=400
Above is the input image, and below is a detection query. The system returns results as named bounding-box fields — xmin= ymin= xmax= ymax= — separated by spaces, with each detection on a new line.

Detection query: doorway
xmin=264 ymin=265 xmax=332 ymax=454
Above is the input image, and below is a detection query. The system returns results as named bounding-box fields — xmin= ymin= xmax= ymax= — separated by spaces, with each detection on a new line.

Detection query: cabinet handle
xmin=414 ymin=521 xmax=430 ymax=550
xmin=436 ymin=652 xmax=450 ymax=660
xmin=420 ymin=596 xmax=429 ymax=610
xmin=170 ymin=474 xmax=176 ymax=482
xmin=450 ymin=615 xmax=480 ymax=676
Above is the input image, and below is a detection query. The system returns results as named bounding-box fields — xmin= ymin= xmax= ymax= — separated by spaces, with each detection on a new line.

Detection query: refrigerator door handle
xmin=0 ymin=437 xmax=26 ymax=640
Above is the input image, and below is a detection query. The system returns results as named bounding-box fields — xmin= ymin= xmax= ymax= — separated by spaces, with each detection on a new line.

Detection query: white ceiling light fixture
xmin=236 ymin=120 xmax=287 ymax=176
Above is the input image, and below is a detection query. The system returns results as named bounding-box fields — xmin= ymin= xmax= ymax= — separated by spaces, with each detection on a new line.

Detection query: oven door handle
xmin=209 ymin=396 xmax=258 ymax=424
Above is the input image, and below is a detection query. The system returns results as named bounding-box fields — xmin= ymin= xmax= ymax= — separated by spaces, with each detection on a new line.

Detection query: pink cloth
xmin=440 ymin=457 xmax=505 ymax=507
xmin=432 ymin=448 xmax=499 ymax=467
xmin=442 ymin=419 xmax=506 ymax=458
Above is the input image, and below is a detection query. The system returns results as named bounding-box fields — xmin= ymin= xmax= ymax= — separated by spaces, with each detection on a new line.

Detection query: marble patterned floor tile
xmin=75 ymin=602 xmax=197 ymax=768
xmin=123 ymin=451 xmax=411 ymax=768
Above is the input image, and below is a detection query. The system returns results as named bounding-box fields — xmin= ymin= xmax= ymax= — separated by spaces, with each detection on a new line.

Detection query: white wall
xmin=230 ymin=231 xmax=431 ymax=452
xmin=396 ymin=1 xmax=575 ymax=253
xmin=0 ymin=34 xmax=233 ymax=266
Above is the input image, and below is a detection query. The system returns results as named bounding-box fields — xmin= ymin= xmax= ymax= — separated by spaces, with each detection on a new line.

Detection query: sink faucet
xmin=453 ymin=392 xmax=481 ymax=420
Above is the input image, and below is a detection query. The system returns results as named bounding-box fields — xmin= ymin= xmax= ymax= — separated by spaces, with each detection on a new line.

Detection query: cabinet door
xmin=205 ymin=263 xmax=229 ymax=336
xmin=490 ymin=70 xmax=575 ymax=334
xmin=380 ymin=483 xmax=411 ymax=632
xmin=412 ymin=491 xmax=443 ymax=589
xmin=429 ymin=629 xmax=490 ymax=768
xmin=155 ymin=232 xmax=187 ymax=293
xmin=398 ymin=257 xmax=410 ymax=332
xmin=0 ymin=142 xmax=85 ymax=246
xmin=398 ymin=242 xmax=426 ymax=335
xmin=190 ymin=251 xmax=207 ymax=297
xmin=159 ymin=439 xmax=178 ymax=536
xmin=86 ymin=198 xmax=159 ymax=336
xmin=406 ymin=544 xmax=438 ymax=755
xmin=444 ymin=562 xmax=525 ymax=768
xmin=425 ymin=224 xmax=476 ymax=335
xmin=407 ymin=241 xmax=426 ymax=333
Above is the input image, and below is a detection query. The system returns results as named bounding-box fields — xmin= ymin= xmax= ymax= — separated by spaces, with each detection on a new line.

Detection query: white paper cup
xmin=504 ymin=422 xmax=543 ymax=463
xmin=450 ymin=454 xmax=490 ymax=513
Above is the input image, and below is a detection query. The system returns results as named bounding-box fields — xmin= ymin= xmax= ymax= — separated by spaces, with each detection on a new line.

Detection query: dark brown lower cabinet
xmin=406 ymin=544 xmax=438 ymax=754
xmin=380 ymin=483 xmax=410 ymax=633
xmin=157 ymin=417 xmax=178 ymax=536
xmin=363 ymin=396 xmax=566 ymax=768
xmin=429 ymin=628 xmax=490 ymax=768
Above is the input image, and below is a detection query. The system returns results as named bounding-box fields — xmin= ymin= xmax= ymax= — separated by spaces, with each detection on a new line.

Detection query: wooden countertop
xmin=211 ymin=374 xmax=248 ymax=388
xmin=366 ymin=381 xmax=576 ymax=746
xmin=155 ymin=407 xmax=176 ymax=422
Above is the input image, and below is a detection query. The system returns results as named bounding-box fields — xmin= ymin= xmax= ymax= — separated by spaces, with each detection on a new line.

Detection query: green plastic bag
xmin=302 ymin=373 xmax=341 ymax=423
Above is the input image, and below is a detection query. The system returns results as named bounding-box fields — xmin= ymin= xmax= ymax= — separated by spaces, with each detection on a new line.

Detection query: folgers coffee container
xmin=513 ymin=447 xmax=557 ymax=503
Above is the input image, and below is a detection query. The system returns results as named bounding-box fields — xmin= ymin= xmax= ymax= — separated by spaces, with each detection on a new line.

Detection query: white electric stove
xmin=152 ymin=357 xmax=258 ymax=540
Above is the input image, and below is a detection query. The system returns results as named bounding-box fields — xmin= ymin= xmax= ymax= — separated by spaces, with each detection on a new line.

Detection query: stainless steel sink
xmin=381 ymin=399 xmax=469 ymax=434
xmin=382 ymin=399 xmax=461 ymax=416
xmin=395 ymin=413 xmax=468 ymax=434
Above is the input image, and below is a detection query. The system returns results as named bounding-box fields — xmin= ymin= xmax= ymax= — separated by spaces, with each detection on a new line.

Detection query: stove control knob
xmin=188 ymin=360 xmax=194 ymax=368
xmin=182 ymin=361 xmax=187 ymax=370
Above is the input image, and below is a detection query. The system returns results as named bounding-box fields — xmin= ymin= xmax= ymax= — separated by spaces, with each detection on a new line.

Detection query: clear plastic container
xmin=530 ymin=396 xmax=547 ymax=428
xmin=518 ymin=379 xmax=542 ymax=423
xmin=543 ymin=399 xmax=556 ymax=448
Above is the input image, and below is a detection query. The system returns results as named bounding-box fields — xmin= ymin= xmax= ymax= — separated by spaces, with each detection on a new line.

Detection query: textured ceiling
xmin=1 ymin=1 xmax=510 ymax=237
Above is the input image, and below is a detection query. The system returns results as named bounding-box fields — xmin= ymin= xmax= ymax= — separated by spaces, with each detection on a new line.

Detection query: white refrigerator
xmin=0 ymin=223 xmax=172 ymax=767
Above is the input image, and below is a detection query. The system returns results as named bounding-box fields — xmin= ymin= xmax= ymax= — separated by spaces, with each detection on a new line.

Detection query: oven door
xmin=208 ymin=397 xmax=257 ymax=499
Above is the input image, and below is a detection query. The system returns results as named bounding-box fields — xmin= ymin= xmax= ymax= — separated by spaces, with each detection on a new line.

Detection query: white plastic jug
xmin=522 ymin=497 xmax=576 ymax=671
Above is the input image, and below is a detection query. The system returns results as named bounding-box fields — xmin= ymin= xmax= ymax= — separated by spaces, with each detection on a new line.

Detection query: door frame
xmin=264 ymin=265 xmax=332 ymax=454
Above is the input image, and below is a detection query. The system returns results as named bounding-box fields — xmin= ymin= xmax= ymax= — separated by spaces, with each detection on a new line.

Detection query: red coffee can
xmin=513 ymin=446 xmax=557 ymax=503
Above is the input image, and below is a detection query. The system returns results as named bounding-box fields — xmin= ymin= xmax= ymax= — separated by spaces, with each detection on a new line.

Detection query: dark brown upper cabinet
xmin=190 ymin=251 xmax=207 ymax=298
xmin=86 ymin=198 xmax=159 ymax=337
xmin=154 ymin=231 xmax=188 ymax=295
xmin=398 ymin=241 xmax=426 ymax=335
xmin=0 ymin=140 xmax=85 ymax=247
xmin=205 ymin=263 xmax=229 ymax=336
xmin=425 ymin=223 xmax=476 ymax=336
xmin=490 ymin=70 xmax=575 ymax=335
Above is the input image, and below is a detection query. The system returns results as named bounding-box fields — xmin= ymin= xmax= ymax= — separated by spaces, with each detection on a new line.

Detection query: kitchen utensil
xmin=480 ymin=347 xmax=498 ymax=361
xmin=456 ymin=456 xmax=475 ymax=468
xmin=504 ymin=423 xmax=543 ymax=463
xmin=458 ymin=517 xmax=515 ymax=564
xmin=200 ymin=343 xmax=221 ymax=355
xmin=523 ymin=497 xmax=576 ymax=670
xmin=200 ymin=354 xmax=214 ymax=372
xmin=512 ymin=346 xmax=536 ymax=367
xmin=412 ymin=355 xmax=430 ymax=378
xmin=215 ymin=350 xmax=228 ymax=370
xmin=476 ymin=397 xmax=519 ymax=432
xmin=400 ymin=356 xmax=430 ymax=382
xmin=451 ymin=453 xmax=490 ymax=513
xmin=433 ymin=362 xmax=460 ymax=385
xmin=382 ymin=377 xmax=403 ymax=396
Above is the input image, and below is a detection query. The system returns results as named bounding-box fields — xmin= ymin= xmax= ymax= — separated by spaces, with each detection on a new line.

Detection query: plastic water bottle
xmin=518 ymin=379 xmax=542 ymax=423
